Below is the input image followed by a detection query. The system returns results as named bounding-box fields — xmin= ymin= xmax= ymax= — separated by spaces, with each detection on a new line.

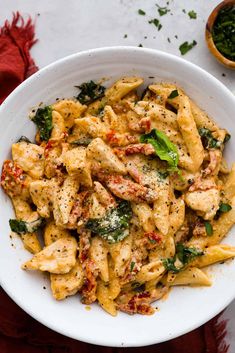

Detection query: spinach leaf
xmin=9 ymin=218 xmax=44 ymax=235
xmin=140 ymin=129 xmax=180 ymax=173
xmin=198 ymin=127 xmax=222 ymax=149
xmin=163 ymin=243 xmax=204 ymax=273
xmin=85 ymin=200 xmax=132 ymax=243
xmin=31 ymin=106 xmax=53 ymax=141
xmin=76 ymin=81 xmax=105 ymax=105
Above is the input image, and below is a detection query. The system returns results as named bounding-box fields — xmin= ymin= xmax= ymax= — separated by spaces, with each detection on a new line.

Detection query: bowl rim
xmin=205 ymin=0 xmax=235 ymax=69
xmin=0 ymin=46 xmax=235 ymax=347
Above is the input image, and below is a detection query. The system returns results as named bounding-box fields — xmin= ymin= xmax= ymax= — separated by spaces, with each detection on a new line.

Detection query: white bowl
xmin=0 ymin=47 xmax=235 ymax=347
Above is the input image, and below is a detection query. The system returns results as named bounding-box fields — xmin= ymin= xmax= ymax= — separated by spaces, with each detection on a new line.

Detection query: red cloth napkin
xmin=0 ymin=11 xmax=38 ymax=103
xmin=0 ymin=12 xmax=230 ymax=353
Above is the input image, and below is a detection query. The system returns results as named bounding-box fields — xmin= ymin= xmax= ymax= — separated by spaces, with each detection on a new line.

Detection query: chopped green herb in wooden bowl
xmin=206 ymin=0 xmax=235 ymax=69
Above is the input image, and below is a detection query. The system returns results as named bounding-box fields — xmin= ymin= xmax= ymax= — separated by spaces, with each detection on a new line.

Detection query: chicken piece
xmin=52 ymin=99 xmax=86 ymax=129
xmin=69 ymin=117 xmax=108 ymax=142
xmin=44 ymin=219 xmax=71 ymax=246
xmin=89 ymin=237 xmax=109 ymax=282
xmin=63 ymin=147 xmax=92 ymax=187
xmin=12 ymin=141 xmax=44 ymax=179
xmin=11 ymin=197 xmax=42 ymax=254
xmin=22 ymin=237 xmax=77 ymax=274
xmin=86 ymin=138 xmax=126 ymax=175
xmin=97 ymin=173 xmax=158 ymax=203
xmin=53 ymin=175 xmax=80 ymax=226
xmin=50 ymin=261 xmax=84 ymax=300
xmin=50 ymin=111 xmax=66 ymax=139
xmin=1 ymin=160 xmax=31 ymax=200
xmin=30 ymin=179 xmax=58 ymax=218
xmin=185 ymin=188 xmax=220 ymax=220
xmin=93 ymin=181 xmax=116 ymax=208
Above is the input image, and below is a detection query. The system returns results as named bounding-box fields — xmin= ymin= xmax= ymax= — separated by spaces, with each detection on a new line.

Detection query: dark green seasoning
xmin=212 ymin=5 xmax=235 ymax=61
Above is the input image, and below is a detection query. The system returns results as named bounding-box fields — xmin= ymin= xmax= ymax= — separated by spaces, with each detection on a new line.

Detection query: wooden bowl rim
xmin=205 ymin=0 xmax=235 ymax=69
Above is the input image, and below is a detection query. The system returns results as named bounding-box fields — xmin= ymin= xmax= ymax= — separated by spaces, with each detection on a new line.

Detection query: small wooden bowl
xmin=205 ymin=0 xmax=235 ymax=69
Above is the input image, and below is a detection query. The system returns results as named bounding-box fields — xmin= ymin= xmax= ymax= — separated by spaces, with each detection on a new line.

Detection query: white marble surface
xmin=0 ymin=0 xmax=235 ymax=349
xmin=0 ymin=0 xmax=235 ymax=91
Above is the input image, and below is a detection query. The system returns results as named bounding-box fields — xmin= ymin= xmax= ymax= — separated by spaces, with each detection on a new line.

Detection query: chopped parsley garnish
xmin=76 ymin=81 xmax=105 ymax=105
xmin=156 ymin=4 xmax=170 ymax=16
xmin=138 ymin=9 xmax=146 ymax=15
xmin=212 ymin=5 xmax=235 ymax=61
xmin=31 ymin=106 xmax=53 ymax=141
xmin=149 ymin=18 xmax=162 ymax=31
xmin=163 ymin=244 xmax=204 ymax=273
xmin=9 ymin=218 xmax=44 ymax=235
xmin=188 ymin=10 xmax=197 ymax=19
xmin=219 ymin=203 xmax=232 ymax=213
xmin=215 ymin=202 xmax=232 ymax=219
xmin=198 ymin=127 xmax=222 ymax=149
xmin=168 ymin=89 xmax=179 ymax=99
xmin=179 ymin=40 xmax=197 ymax=55
xmin=140 ymin=129 xmax=180 ymax=174
xmin=162 ymin=258 xmax=180 ymax=273
xmin=85 ymin=200 xmax=132 ymax=243
xmin=130 ymin=261 xmax=135 ymax=272
xmin=204 ymin=221 xmax=213 ymax=236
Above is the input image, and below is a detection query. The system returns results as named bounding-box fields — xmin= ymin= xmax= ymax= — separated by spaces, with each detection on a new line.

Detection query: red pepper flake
xmin=106 ymin=130 xmax=119 ymax=144
xmin=144 ymin=231 xmax=162 ymax=244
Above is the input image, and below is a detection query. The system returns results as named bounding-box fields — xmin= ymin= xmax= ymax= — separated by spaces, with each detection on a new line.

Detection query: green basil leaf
xmin=140 ymin=129 xmax=179 ymax=172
